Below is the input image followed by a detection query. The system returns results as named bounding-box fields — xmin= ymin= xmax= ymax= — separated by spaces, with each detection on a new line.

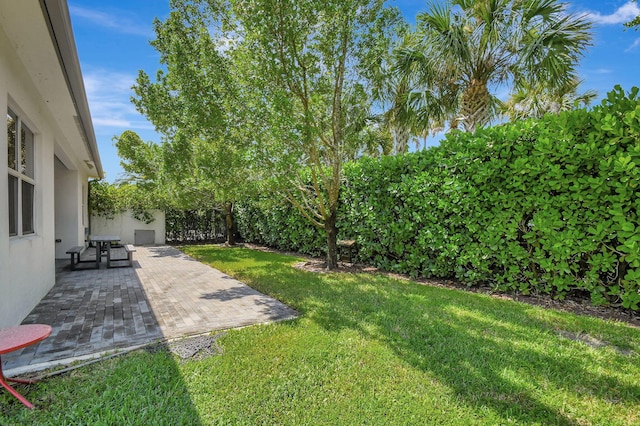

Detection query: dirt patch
xmin=557 ymin=330 xmax=635 ymax=355
xmin=147 ymin=333 xmax=226 ymax=361
xmin=292 ymin=260 xmax=379 ymax=274
xmin=557 ymin=330 xmax=608 ymax=349
xmin=168 ymin=333 xmax=225 ymax=360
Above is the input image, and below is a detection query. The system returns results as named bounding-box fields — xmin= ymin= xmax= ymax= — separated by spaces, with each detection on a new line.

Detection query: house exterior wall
xmin=1 ymin=27 xmax=56 ymax=327
xmin=54 ymin=161 xmax=89 ymax=258
xmin=0 ymin=0 xmax=101 ymax=327
xmin=91 ymin=210 xmax=166 ymax=245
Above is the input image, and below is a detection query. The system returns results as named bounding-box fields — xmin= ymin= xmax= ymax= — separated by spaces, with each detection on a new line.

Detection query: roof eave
xmin=39 ymin=0 xmax=104 ymax=179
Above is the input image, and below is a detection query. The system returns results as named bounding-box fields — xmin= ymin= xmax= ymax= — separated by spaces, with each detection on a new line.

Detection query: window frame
xmin=7 ymin=107 xmax=36 ymax=237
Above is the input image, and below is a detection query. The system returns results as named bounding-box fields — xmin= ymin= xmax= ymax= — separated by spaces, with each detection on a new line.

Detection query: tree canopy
xmin=131 ymin=1 xmax=259 ymax=244
xmin=185 ymin=0 xmax=404 ymax=268
xmin=115 ymin=0 xmax=596 ymax=266
xmin=394 ymin=0 xmax=593 ymax=133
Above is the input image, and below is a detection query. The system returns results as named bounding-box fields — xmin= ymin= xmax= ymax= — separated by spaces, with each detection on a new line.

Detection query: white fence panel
xmin=90 ymin=210 xmax=165 ymax=245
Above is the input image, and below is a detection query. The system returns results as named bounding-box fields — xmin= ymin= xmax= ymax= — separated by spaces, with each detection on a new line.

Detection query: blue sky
xmin=68 ymin=1 xmax=640 ymax=182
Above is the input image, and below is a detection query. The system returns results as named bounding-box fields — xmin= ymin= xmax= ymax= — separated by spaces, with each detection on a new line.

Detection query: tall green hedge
xmin=237 ymin=86 xmax=640 ymax=309
xmin=235 ymin=199 xmax=326 ymax=257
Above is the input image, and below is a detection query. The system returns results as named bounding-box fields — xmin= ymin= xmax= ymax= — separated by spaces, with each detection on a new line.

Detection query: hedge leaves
xmin=237 ymin=86 xmax=640 ymax=309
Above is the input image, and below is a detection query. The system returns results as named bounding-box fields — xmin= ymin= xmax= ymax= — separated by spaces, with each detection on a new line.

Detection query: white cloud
xmin=92 ymin=117 xmax=133 ymax=128
xmin=69 ymin=5 xmax=154 ymax=37
xmin=626 ymin=37 xmax=640 ymax=51
xmin=586 ymin=2 xmax=640 ymax=25
xmin=82 ymin=68 xmax=152 ymax=132
xmin=83 ymin=70 xmax=134 ymax=96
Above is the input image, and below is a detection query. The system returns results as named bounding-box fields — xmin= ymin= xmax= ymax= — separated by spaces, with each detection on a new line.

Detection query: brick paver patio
xmin=3 ymin=246 xmax=297 ymax=374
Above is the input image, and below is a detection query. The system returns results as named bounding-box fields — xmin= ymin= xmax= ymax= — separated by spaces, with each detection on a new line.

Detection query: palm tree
xmin=384 ymin=77 xmax=414 ymax=154
xmin=395 ymin=0 xmax=593 ymax=133
xmin=377 ymin=54 xmax=454 ymax=154
xmin=502 ymin=79 xmax=597 ymax=121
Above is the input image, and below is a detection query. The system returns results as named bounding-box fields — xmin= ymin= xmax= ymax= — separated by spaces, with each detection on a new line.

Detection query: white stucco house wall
xmin=0 ymin=0 xmax=103 ymax=327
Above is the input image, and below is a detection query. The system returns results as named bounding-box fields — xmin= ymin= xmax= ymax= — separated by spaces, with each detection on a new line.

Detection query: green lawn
xmin=2 ymin=246 xmax=639 ymax=425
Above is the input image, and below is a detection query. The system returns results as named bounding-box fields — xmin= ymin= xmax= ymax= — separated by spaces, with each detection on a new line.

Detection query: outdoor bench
xmin=108 ymin=244 xmax=136 ymax=268
xmin=125 ymin=244 xmax=136 ymax=263
xmin=65 ymin=245 xmax=98 ymax=270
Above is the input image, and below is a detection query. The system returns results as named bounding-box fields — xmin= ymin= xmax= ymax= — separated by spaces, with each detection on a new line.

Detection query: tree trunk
xmin=393 ymin=125 xmax=410 ymax=154
xmin=224 ymin=201 xmax=234 ymax=246
xmin=325 ymin=210 xmax=338 ymax=270
xmin=460 ymin=79 xmax=491 ymax=133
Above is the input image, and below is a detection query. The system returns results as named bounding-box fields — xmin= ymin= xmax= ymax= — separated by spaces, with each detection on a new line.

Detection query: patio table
xmin=91 ymin=235 xmax=121 ymax=268
xmin=0 ymin=324 xmax=52 ymax=409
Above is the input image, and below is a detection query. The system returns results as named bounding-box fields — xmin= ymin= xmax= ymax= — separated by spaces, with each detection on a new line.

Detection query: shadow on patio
xmin=3 ymin=246 xmax=297 ymax=376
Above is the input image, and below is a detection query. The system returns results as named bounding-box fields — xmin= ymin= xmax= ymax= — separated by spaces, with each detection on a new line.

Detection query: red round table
xmin=0 ymin=324 xmax=52 ymax=409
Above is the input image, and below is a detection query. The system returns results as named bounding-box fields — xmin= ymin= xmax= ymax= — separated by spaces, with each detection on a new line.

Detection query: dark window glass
xmin=7 ymin=111 xmax=16 ymax=170
xmin=8 ymin=108 xmax=36 ymax=236
xmin=8 ymin=175 xmax=18 ymax=236
xmin=21 ymin=123 xmax=34 ymax=178
xmin=22 ymin=181 xmax=34 ymax=234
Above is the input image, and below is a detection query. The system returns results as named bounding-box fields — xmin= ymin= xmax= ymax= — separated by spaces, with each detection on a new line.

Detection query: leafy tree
xmin=113 ymin=131 xmax=163 ymax=186
xmin=395 ymin=0 xmax=593 ymax=133
xmin=131 ymin=0 xmax=254 ymax=245
xmin=113 ymin=130 xmax=243 ymax=244
xmin=202 ymin=0 xmax=402 ymax=269
xmin=89 ymin=180 xmax=124 ymax=220
xmin=89 ymin=179 xmax=159 ymax=224
xmin=112 ymin=131 xmax=177 ymax=224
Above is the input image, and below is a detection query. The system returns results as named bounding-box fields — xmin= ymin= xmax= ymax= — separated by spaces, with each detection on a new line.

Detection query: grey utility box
xmin=134 ymin=230 xmax=155 ymax=245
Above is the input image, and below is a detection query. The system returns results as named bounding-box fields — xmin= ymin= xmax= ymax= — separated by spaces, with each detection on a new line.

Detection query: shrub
xmin=236 ymin=86 xmax=640 ymax=309
xmin=236 ymin=198 xmax=326 ymax=257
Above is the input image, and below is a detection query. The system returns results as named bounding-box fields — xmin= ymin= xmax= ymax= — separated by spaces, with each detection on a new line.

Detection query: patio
xmin=2 ymin=246 xmax=298 ymax=376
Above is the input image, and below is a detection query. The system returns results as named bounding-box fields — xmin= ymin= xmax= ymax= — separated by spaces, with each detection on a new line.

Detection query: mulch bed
xmin=240 ymin=244 xmax=640 ymax=329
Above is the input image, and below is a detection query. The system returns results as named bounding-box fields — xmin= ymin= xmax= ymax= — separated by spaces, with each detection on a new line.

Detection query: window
xmin=7 ymin=108 xmax=35 ymax=236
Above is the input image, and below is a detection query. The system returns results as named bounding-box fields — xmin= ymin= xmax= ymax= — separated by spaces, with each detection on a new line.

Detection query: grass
xmin=2 ymin=245 xmax=640 ymax=425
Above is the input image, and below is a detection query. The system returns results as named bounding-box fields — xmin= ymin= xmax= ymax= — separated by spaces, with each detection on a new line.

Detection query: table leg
xmin=94 ymin=242 xmax=99 ymax=266
xmin=95 ymin=241 xmax=106 ymax=268
xmin=0 ymin=356 xmax=35 ymax=409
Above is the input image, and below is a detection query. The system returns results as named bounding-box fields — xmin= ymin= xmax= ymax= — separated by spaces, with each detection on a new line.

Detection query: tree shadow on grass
xmin=184 ymin=245 xmax=298 ymax=267
xmin=382 ymin=303 xmax=639 ymax=424
xmin=205 ymin=247 xmax=640 ymax=425
xmin=313 ymin=276 xmax=640 ymax=424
